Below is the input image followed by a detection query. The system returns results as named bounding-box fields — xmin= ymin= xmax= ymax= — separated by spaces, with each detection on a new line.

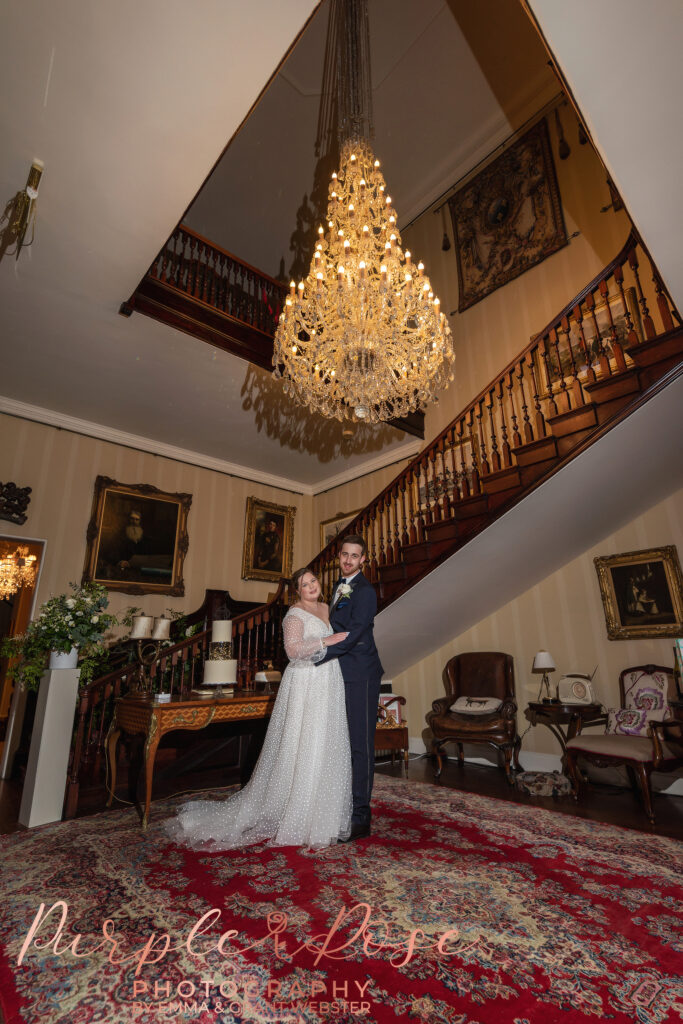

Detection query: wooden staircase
xmin=68 ymin=230 xmax=680 ymax=819
xmin=304 ymin=230 xmax=682 ymax=609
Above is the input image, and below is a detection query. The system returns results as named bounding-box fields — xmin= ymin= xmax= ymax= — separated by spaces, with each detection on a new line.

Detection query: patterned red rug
xmin=1 ymin=775 xmax=682 ymax=1023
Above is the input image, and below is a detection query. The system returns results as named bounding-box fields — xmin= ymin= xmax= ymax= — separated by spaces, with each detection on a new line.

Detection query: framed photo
xmin=83 ymin=476 xmax=191 ymax=596
xmin=594 ymin=546 xmax=683 ymax=640
xmin=242 ymin=497 xmax=296 ymax=583
xmin=534 ymin=287 xmax=642 ymax=394
xmin=319 ymin=509 xmax=362 ymax=550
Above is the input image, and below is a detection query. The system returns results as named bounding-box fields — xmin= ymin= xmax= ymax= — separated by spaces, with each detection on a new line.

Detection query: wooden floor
xmin=2 ymin=754 xmax=682 ymax=840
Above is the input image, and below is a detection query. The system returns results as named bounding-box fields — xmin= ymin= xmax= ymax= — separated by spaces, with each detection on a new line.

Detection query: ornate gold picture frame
xmin=83 ymin=476 xmax=191 ymax=596
xmin=241 ymin=496 xmax=296 ymax=583
xmin=594 ymin=545 xmax=683 ymax=640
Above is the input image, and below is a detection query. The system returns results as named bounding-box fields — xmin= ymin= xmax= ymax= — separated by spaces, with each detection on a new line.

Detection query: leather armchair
xmin=427 ymin=652 xmax=520 ymax=783
xmin=566 ymin=663 xmax=683 ymax=823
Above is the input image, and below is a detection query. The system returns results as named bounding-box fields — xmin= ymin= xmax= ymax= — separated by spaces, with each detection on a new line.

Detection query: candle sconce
xmin=128 ymin=613 xmax=171 ymax=697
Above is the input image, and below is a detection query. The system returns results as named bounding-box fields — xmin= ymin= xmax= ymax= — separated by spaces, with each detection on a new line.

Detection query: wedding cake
xmin=202 ymin=620 xmax=237 ymax=687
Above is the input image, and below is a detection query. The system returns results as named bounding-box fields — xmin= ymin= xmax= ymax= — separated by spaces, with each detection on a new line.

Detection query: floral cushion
xmin=450 ymin=696 xmax=503 ymax=716
xmin=622 ymin=670 xmax=673 ymax=718
xmin=606 ymin=706 xmax=667 ymax=737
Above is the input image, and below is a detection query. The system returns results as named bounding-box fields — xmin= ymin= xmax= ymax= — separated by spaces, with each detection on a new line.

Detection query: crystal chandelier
xmin=0 ymin=545 xmax=38 ymax=600
xmin=272 ymin=0 xmax=454 ymax=424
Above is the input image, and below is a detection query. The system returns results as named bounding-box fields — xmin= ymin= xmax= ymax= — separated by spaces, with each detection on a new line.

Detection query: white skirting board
xmin=19 ymin=668 xmax=81 ymax=828
xmin=408 ymin=737 xmax=683 ymax=796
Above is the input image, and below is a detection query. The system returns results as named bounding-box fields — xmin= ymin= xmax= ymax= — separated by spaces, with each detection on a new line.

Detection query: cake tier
xmin=203 ymin=659 xmax=237 ymax=685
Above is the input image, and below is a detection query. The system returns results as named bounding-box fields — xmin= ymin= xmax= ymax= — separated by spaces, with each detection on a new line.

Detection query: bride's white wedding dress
xmin=165 ymin=608 xmax=352 ymax=849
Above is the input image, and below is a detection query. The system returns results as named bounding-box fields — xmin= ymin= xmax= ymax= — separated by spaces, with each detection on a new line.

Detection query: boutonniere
xmin=337 ymin=583 xmax=353 ymax=599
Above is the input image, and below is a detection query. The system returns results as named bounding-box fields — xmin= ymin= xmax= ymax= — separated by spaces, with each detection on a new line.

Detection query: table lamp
xmin=532 ymin=650 xmax=556 ymax=702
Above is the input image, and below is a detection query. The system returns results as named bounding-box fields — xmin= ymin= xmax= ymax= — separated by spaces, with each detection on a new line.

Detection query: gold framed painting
xmin=242 ymin=497 xmax=296 ymax=583
xmin=82 ymin=476 xmax=192 ymax=596
xmin=319 ymin=508 xmax=362 ymax=551
xmin=594 ymin=546 xmax=683 ymax=640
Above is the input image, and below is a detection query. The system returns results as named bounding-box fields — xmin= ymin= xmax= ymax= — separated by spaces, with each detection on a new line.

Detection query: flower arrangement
xmin=337 ymin=583 xmax=353 ymax=600
xmin=0 ymin=582 xmax=118 ymax=690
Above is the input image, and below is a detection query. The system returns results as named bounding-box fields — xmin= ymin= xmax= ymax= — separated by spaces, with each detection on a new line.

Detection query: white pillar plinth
xmin=18 ymin=667 xmax=80 ymax=828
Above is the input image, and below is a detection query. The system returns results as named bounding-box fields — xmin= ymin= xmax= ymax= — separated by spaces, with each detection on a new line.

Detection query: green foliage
xmin=0 ymin=582 xmax=118 ymax=690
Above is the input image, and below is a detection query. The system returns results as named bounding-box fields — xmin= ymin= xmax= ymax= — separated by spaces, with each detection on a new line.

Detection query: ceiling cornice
xmin=0 ymin=396 xmax=421 ymax=498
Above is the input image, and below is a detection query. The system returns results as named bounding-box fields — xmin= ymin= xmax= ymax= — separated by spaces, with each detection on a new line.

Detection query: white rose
xmin=91 ymin=615 xmax=99 ymax=624
xmin=65 ymin=599 xmax=75 ymax=609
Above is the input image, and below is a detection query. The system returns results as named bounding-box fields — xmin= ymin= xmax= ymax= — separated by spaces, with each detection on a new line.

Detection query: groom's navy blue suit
xmin=320 ymin=572 xmax=383 ymax=827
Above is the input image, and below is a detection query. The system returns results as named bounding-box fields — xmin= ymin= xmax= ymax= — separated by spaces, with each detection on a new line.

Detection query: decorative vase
xmin=48 ymin=647 xmax=78 ymax=670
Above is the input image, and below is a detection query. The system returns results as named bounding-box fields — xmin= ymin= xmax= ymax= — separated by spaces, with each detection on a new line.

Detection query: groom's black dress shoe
xmin=340 ymin=821 xmax=371 ymax=843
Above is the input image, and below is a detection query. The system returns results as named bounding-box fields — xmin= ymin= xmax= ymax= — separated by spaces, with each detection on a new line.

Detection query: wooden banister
xmin=307 ymin=231 xmax=680 ymax=582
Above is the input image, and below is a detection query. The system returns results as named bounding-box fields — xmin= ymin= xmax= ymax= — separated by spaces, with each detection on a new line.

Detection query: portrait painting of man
xmin=242 ymin=497 xmax=295 ymax=583
xmin=83 ymin=477 xmax=192 ymax=596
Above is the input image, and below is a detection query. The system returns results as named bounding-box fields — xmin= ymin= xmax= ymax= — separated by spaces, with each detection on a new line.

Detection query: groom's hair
xmin=342 ymin=533 xmax=366 ymax=556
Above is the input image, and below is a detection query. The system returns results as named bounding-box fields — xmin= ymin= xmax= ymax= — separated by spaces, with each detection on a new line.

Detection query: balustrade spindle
xmin=392 ymin=487 xmax=401 ymax=561
xmin=437 ymin=437 xmax=450 ymax=519
xmin=507 ymin=371 xmax=522 ymax=448
xmin=455 ymin=421 xmax=469 ymax=500
xmin=598 ymin=279 xmax=627 ymax=371
xmin=486 ymin=390 xmax=501 ymax=472
xmin=650 ymin=266 xmax=675 ymax=334
xmin=525 ymin=351 xmax=547 ymax=438
xmin=628 ymin=248 xmax=656 ymax=339
xmin=571 ymin=304 xmax=596 ymax=384
xmin=368 ymin=509 xmax=379 ymax=579
xmin=549 ymin=327 xmax=571 ymax=411
xmin=448 ymin=428 xmax=459 ymax=508
xmin=406 ymin=468 xmax=418 ymax=543
xmin=516 ymin=359 xmax=534 ymax=443
xmin=613 ymin=264 xmax=640 ymax=347
xmin=475 ymin=400 xmax=490 ymax=476
xmin=176 ymin=230 xmax=188 ymax=291
xmin=377 ymin=498 xmax=387 ymax=565
xmin=465 ymin=411 xmax=481 ymax=493
xmin=538 ymin=336 xmax=559 ymax=417
xmin=496 ymin=381 xmax=512 ymax=467
xmin=399 ymin=479 xmax=409 ymax=547
xmin=560 ymin=315 xmax=584 ymax=407
xmin=428 ymin=449 xmax=441 ymax=522
xmin=585 ymin=292 xmax=611 ymax=377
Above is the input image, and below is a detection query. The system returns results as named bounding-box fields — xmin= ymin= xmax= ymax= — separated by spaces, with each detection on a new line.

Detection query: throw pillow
xmin=450 ymin=696 xmax=502 ymax=715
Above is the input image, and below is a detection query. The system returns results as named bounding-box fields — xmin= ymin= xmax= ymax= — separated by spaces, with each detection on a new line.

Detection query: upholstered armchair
xmin=566 ymin=664 xmax=683 ymax=823
xmin=427 ymin=652 xmax=520 ymax=783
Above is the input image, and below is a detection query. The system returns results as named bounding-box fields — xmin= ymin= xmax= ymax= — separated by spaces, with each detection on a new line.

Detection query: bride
xmin=165 ymin=568 xmax=352 ymax=850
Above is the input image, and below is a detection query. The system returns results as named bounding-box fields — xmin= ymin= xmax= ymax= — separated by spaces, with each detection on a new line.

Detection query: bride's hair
xmin=292 ymin=566 xmax=317 ymax=592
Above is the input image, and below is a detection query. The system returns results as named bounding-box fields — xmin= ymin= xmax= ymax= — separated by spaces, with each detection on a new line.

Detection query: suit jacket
xmin=321 ymin=572 xmax=384 ymax=682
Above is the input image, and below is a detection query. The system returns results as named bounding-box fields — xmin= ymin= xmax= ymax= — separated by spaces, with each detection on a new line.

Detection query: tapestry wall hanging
xmin=448 ymin=118 xmax=567 ymax=312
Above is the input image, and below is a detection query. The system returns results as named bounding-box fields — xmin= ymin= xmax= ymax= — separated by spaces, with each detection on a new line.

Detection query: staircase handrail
xmin=312 ymin=229 xmax=676 ymax=569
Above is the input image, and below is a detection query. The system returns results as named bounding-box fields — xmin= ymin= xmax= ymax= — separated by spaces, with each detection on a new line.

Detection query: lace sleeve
xmin=283 ymin=613 xmax=326 ymax=665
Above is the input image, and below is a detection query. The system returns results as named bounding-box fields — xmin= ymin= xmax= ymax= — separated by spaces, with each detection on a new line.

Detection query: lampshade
xmin=130 ymin=614 xmax=154 ymax=639
xmin=532 ymin=650 xmax=556 ymax=673
xmin=151 ymin=615 xmax=171 ymax=640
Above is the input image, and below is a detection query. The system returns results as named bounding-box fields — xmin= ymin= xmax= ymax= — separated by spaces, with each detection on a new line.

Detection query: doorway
xmin=0 ymin=538 xmax=45 ymax=763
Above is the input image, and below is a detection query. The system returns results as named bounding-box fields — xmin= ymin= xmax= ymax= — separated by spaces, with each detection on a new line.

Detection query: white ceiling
xmin=0 ymin=1 xmax=555 ymax=488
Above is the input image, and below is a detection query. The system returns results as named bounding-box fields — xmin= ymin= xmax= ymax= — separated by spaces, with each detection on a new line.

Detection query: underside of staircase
xmin=376 ymin=332 xmax=682 ymax=611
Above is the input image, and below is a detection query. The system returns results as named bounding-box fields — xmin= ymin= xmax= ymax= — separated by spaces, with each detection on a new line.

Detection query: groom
xmin=320 ymin=534 xmax=383 ymax=841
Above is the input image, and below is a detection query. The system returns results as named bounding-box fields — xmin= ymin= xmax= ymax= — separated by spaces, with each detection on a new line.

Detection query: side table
xmin=525 ymin=701 xmax=604 ymax=772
